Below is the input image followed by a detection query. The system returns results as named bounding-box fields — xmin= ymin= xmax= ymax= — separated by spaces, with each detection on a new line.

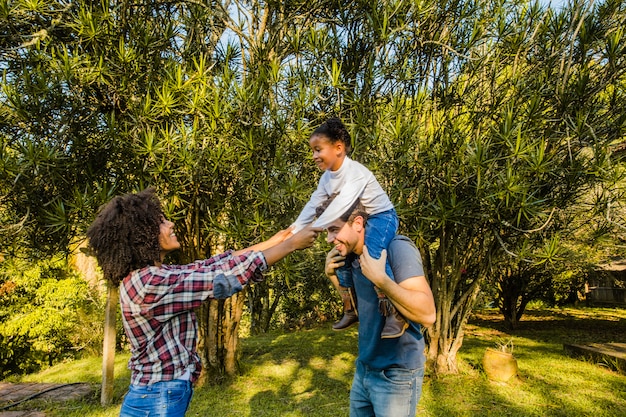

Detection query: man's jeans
xmin=350 ymin=360 xmax=424 ymax=417
xmin=120 ymin=379 xmax=193 ymax=417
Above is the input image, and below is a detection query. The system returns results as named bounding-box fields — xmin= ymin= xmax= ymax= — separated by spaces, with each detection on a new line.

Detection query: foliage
xmin=0 ymin=0 xmax=334 ymax=380
xmin=0 ymin=256 xmax=104 ymax=378
xmin=248 ymin=244 xmax=336 ymax=332
xmin=372 ymin=0 xmax=626 ymax=373
xmin=2 ymin=0 xmax=626 ymax=380
xmin=493 ymin=337 xmax=515 ymax=353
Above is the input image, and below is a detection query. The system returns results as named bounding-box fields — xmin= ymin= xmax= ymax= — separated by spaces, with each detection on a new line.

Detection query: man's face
xmin=325 ymin=216 xmax=364 ymax=256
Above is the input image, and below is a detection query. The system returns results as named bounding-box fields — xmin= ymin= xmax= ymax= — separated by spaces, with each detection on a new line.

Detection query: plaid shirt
xmin=120 ymin=250 xmax=266 ymax=386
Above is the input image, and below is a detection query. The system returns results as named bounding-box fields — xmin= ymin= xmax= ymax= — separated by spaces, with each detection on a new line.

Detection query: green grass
xmin=4 ymin=306 xmax=626 ymax=416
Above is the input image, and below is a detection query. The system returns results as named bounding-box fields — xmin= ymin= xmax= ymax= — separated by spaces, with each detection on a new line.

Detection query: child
xmin=291 ymin=117 xmax=408 ymax=338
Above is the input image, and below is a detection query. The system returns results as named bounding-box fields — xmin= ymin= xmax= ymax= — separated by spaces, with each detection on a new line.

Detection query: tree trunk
xmin=101 ymin=285 xmax=118 ymax=406
xmin=224 ymin=292 xmax=245 ymax=375
xmin=197 ymin=291 xmax=247 ymax=385
xmin=426 ymin=269 xmax=482 ymax=375
xmin=249 ymin=282 xmax=270 ymax=335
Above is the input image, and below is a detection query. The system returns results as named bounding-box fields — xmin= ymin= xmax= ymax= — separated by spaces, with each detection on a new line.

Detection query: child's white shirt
xmin=291 ymin=157 xmax=394 ymax=233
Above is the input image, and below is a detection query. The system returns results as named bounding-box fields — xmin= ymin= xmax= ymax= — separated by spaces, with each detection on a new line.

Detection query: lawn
xmin=5 ymin=306 xmax=626 ymax=416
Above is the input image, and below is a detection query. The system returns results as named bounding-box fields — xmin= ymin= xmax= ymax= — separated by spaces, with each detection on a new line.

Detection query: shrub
xmin=0 ymin=256 xmax=105 ymax=378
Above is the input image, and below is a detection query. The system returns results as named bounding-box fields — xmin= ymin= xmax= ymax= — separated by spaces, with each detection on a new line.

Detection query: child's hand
xmin=325 ymin=246 xmax=345 ymax=277
xmin=288 ymin=226 xmax=322 ymax=250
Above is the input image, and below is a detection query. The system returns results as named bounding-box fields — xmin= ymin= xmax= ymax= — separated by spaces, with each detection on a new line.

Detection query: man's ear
xmin=353 ymin=215 xmax=365 ymax=232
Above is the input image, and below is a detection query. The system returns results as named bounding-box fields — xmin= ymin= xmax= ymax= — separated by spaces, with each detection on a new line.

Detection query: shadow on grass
xmin=426 ymin=358 xmax=626 ymax=417
xmin=21 ymin=307 xmax=626 ymax=417
xmin=190 ymin=308 xmax=626 ymax=416
xmin=188 ymin=325 xmax=358 ymax=416
xmin=442 ymin=307 xmax=626 ymax=416
xmin=469 ymin=307 xmax=626 ymax=344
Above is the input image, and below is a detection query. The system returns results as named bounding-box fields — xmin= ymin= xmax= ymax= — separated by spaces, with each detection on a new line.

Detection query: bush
xmin=0 ymin=256 xmax=105 ymax=378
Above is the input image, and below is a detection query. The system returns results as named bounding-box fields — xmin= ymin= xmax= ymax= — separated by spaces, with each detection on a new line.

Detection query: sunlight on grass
xmin=323 ymin=351 xmax=355 ymax=381
xmin=18 ymin=354 xmax=131 ymax=384
xmin=5 ymin=307 xmax=625 ymax=417
xmin=453 ymin=307 xmax=626 ymax=417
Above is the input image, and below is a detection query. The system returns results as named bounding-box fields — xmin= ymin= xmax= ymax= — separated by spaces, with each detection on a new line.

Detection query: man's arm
xmin=359 ymin=245 xmax=436 ymax=327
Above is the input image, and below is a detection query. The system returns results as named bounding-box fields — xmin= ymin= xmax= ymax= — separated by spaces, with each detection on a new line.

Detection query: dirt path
xmin=0 ymin=382 xmax=93 ymax=417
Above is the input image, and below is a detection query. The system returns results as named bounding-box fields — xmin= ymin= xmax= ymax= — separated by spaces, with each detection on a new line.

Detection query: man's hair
xmin=315 ymin=193 xmax=368 ymax=224
xmin=86 ymin=187 xmax=164 ymax=286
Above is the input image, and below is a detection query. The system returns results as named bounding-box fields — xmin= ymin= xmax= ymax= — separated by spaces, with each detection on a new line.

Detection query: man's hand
xmin=325 ymin=246 xmax=346 ymax=277
xmin=359 ymin=246 xmax=389 ymax=286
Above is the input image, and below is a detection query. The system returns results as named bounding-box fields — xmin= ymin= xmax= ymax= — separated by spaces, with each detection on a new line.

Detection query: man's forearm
xmin=374 ymin=276 xmax=436 ymax=327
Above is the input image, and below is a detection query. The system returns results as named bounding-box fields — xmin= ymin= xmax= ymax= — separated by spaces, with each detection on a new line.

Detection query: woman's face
xmin=158 ymin=217 xmax=181 ymax=258
xmin=309 ymin=134 xmax=345 ymax=171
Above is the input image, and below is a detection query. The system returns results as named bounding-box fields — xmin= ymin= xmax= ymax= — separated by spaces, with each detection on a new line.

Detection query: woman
xmin=87 ymin=187 xmax=320 ymax=416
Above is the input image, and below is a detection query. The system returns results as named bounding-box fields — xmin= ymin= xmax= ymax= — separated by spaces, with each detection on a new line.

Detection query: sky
xmin=538 ymin=0 xmax=570 ymax=10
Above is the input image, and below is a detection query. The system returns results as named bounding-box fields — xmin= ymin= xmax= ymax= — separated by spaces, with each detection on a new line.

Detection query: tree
xmin=0 ymin=256 xmax=103 ymax=379
xmin=0 ymin=0 xmax=337 ymax=391
xmin=382 ymin=0 xmax=626 ymax=373
xmin=2 ymin=0 xmax=626 ymax=386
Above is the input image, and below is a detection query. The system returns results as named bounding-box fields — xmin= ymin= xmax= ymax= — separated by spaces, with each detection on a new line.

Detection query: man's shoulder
xmin=389 ymin=235 xmax=418 ymax=249
xmin=387 ymin=236 xmax=423 ymax=277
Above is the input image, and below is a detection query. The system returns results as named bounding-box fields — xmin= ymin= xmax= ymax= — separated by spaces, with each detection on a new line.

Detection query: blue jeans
xmin=120 ymin=380 xmax=193 ymax=417
xmin=336 ymin=209 xmax=399 ymax=288
xmin=350 ymin=360 xmax=424 ymax=417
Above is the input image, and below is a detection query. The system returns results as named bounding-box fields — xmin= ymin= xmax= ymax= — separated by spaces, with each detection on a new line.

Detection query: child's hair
xmin=86 ymin=187 xmax=164 ymax=286
xmin=311 ymin=117 xmax=352 ymax=154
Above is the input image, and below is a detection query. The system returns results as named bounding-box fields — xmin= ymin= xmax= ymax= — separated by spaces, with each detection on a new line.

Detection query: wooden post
xmin=101 ymin=284 xmax=119 ymax=406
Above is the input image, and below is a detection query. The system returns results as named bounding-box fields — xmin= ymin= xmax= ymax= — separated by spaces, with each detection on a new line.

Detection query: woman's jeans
xmin=119 ymin=379 xmax=193 ymax=417
xmin=349 ymin=360 xmax=424 ymax=417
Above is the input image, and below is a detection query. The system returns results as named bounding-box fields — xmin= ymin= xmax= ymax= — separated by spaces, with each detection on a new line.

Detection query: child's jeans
xmin=336 ymin=209 xmax=398 ymax=288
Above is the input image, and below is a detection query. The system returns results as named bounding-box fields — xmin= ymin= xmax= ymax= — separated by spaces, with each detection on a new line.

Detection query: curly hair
xmin=87 ymin=187 xmax=164 ymax=286
xmin=311 ymin=117 xmax=352 ymax=155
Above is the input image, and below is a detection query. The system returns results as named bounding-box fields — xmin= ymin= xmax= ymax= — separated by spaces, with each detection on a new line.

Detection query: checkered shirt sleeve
xmin=120 ymin=250 xmax=266 ymax=385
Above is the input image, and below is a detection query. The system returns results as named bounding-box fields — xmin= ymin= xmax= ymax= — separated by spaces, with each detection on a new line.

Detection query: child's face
xmin=309 ymin=134 xmax=345 ymax=171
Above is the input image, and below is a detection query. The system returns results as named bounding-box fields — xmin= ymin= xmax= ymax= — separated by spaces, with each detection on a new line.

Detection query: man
xmin=322 ymin=200 xmax=436 ymax=417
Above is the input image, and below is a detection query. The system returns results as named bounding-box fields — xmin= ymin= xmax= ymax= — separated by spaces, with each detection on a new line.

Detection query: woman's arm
xmin=261 ymin=226 xmax=322 ymax=266
xmin=234 ymin=227 xmax=294 ymax=255
xmin=233 ymin=225 xmax=322 ymax=266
